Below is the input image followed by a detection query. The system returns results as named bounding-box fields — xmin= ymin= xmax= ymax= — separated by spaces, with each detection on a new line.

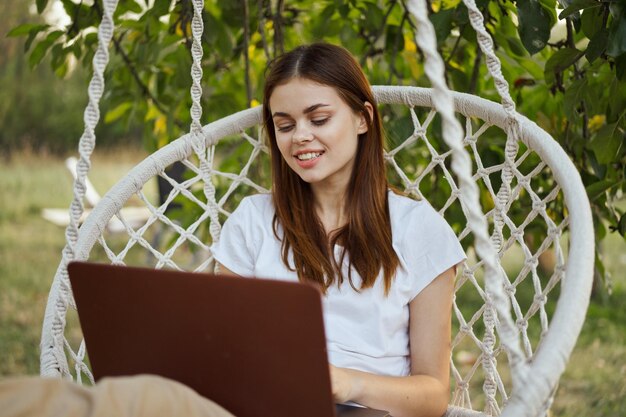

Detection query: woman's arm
xmin=330 ymin=266 xmax=456 ymax=417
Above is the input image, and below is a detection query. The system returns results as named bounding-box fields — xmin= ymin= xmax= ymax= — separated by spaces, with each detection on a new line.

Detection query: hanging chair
xmin=40 ymin=1 xmax=594 ymax=416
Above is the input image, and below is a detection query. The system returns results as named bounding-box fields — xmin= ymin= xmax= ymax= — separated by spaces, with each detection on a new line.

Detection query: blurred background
xmin=1 ymin=1 xmax=624 ymax=416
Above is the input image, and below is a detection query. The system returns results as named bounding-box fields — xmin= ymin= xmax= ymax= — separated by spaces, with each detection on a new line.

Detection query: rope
xmin=460 ymin=0 xmax=533 ymax=387
xmin=406 ymin=1 xmax=528 ymax=412
xmin=40 ymin=0 xmax=120 ymax=378
xmin=187 ymin=0 xmax=222 ymax=272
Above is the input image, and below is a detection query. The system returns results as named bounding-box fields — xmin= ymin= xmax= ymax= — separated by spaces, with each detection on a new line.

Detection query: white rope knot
xmin=432 ymin=154 xmax=446 ymax=164
xmin=529 ymin=255 xmax=540 ymax=268
xmin=515 ymin=318 xmax=528 ymax=330
xmin=406 ymin=184 xmax=420 ymax=196
xmin=457 ymin=381 xmax=469 ymax=390
xmin=532 ymin=200 xmax=547 ymax=211
xmin=518 ymin=176 xmax=531 ymax=187
xmin=414 ymin=127 xmax=427 ymax=137
xmin=504 ymin=284 xmax=516 ymax=296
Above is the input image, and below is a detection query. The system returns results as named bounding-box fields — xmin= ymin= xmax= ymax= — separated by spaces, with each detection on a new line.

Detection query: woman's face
xmin=269 ymin=78 xmax=370 ymax=192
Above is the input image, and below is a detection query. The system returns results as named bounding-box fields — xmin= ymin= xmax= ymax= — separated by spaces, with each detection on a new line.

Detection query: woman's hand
xmin=329 ymin=365 xmax=355 ymax=403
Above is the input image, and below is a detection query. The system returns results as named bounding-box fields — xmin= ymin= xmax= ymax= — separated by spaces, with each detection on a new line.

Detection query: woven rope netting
xmin=45 ymin=90 xmax=572 ymax=412
xmin=40 ymin=1 xmax=594 ymax=417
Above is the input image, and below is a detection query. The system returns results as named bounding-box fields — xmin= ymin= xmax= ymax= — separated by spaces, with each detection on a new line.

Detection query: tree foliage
xmin=8 ymin=0 xmax=626 ymax=288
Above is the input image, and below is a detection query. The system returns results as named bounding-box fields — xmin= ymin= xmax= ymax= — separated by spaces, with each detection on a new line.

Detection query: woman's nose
xmin=292 ymin=124 xmax=313 ymax=143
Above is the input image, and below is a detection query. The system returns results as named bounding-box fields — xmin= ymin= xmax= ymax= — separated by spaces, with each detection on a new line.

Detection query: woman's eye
xmin=312 ymin=118 xmax=329 ymax=126
xmin=276 ymin=125 xmax=294 ymax=132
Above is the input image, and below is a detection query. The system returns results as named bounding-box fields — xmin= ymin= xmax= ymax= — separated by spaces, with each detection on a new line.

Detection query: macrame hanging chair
xmin=40 ymin=0 xmax=594 ymax=416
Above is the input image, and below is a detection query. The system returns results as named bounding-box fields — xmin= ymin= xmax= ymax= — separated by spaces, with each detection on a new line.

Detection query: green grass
xmin=0 ymin=150 xmax=624 ymax=416
xmin=0 ymin=148 xmax=154 ymax=375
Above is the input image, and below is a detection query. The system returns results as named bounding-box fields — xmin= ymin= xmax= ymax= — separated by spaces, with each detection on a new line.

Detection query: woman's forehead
xmin=269 ymin=78 xmax=343 ymax=112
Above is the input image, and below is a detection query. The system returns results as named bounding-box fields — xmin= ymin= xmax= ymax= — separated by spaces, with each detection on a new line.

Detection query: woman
xmin=210 ymin=43 xmax=465 ymax=417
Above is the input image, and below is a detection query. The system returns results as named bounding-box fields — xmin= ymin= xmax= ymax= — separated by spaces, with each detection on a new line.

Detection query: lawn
xmin=0 ymin=149 xmax=624 ymax=416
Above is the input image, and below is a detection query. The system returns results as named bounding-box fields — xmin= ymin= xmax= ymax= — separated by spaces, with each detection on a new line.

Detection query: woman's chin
xmin=297 ymin=174 xmax=322 ymax=184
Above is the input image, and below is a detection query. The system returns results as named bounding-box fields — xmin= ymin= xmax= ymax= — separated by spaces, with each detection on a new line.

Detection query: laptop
xmin=68 ymin=262 xmax=390 ymax=417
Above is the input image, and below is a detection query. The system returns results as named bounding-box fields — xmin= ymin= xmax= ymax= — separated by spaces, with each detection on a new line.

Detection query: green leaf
xmin=607 ymin=14 xmax=626 ymax=57
xmin=609 ymin=1 xmax=625 ymax=19
xmin=587 ymin=122 xmax=624 ymax=164
xmin=544 ymin=47 xmax=583 ymax=83
xmin=24 ymin=31 xmax=38 ymax=53
xmin=616 ymin=53 xmax=626 ymax=80
xmin=518 ymin=57 xmax=544 ymax=79
xmin=312 ymin=5 xmax=339 ymax=39
xmin=105 ymin=102 xmax=133 ymax=123
xmin=430 ymin=9 xmax=454 ymax=45
xmin=119 ymin=0 xmax=143 ymax=14
xmin=608 ymin=77 xmax=626 ymax=118
xmin=49 ymin=43 xmax=66 ymax=71
xmin=29 ymin=41 xmax=50 ymax=68
xmin=362 ymin=3 xmax=384 ymax=32
xmin=55 ymin=61 xmax=69 ymax=78
xmin=442 ymin=0 xmax=462 ymax=9
xmin=618 ymin=213 xmax=626 ymax=237
xmin=586 ymin=29 xmax=609 ymax=63
xmin=506 ymin=36 xmax=527 ymax=57
xmin=385 ymin=25 xmax=404 ymax=55
xmin=539 ymin=0 xmax=558 ymax=26
xmin=60 ymin=0 xmax=77 ymax=17
xmin=151 ymin=0 xmax=172 ymax=17
xmin=28 ymin=30 xmax=64 ymax=68
xmin=36 ymin=0 xmax=49 ymax=14
xmin=581 ymin=5 xmax=605 ymax=38
xmin=517 ymin=0 xmax=552 ymax=54
xmin=562 ymin=77 xmax=588 ymax=119
xmin=585 ymin=179 xmax=615 ymax=201
xmin=558 ymin=0 xmax=599 ymax=20
xmin=7 ymin=23 xmax=48 ymax=37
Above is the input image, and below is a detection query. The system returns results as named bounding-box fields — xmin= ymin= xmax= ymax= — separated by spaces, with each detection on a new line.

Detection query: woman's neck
xmin=312 ymin=185 xmax=348 ymax=235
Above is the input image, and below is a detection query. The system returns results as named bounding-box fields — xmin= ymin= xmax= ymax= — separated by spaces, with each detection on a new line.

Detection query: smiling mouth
xmin=295 ymin=152 xmax=324 ymax=161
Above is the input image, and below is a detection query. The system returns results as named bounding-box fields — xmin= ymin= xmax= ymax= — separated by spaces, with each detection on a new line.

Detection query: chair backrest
xmin=41 ymin=85 xmax=594 ymax=417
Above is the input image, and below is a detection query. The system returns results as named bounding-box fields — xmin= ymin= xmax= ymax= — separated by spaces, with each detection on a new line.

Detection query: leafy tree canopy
xmin=8 ymin=0 xmax=626 ymax=289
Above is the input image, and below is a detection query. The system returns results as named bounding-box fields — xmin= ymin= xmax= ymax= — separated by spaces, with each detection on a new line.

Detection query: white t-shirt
xmin=210 ymin=191 xmax=465 ymax=377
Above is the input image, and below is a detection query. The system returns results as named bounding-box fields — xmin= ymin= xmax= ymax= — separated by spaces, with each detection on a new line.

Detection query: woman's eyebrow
xmin=272 ymin=103 xmax=330 ymax=118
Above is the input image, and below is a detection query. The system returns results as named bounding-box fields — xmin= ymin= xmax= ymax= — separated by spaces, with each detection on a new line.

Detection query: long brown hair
xmin=262 ymin=43 xmax=399 ymax=294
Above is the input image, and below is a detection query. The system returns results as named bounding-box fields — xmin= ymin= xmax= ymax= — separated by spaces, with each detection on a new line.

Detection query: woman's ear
xmin=357 ymin=101 xmax=375 ymax=135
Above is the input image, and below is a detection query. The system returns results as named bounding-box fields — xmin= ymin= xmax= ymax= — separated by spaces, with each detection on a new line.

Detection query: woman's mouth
xmin=294 ymin=151 xmax=324 ymax=168
xmin=296 ymin=152 xmax=323 ymax=161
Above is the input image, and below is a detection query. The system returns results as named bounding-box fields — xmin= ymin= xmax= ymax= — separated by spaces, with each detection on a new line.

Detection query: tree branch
xmin=242 ymin=0 xmax=252 ymax=106
xmin=92 ymin=0 xmax=184 ymax=129
xmin=258 ymin=0 xmax=271 ymax=60
xmin=360 ymin=0 xmax=398 ymax=67
xmin=468 ymin=46 xmax=482 ymax=94
xmin=565 ymin=16 xmax=588 ymax=140
xmin=444 ymin=24 xmax=465 ymax=66
xmin=388 ymin=9 xmax=408 ymax=84
xmin=273 ymin=0 xmax=285 ymax=56
xmin=67 ymin=0 xmax=85 ymax=38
